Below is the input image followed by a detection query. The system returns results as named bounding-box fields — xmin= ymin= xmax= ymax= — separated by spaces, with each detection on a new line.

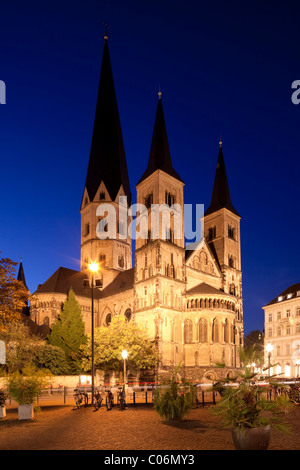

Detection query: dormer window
xmin=278 ymin=296 xmax=283 ymax=302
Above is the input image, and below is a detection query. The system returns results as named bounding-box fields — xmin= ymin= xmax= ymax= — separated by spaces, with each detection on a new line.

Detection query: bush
xmin=6 ymin=365 xmax=51 ymax=405
xmin=154 ymin=366 xmax=195 ymax=421
xmin=33 ymin=344 xmax=71 ymax=375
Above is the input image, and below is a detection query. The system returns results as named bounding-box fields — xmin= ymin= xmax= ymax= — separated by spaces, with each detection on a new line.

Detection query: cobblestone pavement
xmin=0 ymin=402 xmax=299 ymax=451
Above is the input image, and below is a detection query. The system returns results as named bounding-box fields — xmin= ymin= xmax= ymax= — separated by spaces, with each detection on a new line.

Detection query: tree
xmin=0 ymin=322 xmax=43 ymax=373
xmin=81 ymin=314 xmax=158 ymax=374
xmin=244 ymin=330 xmax=264 ymax=365
xmin=47 ymin=289 xmax=87 ymax=374
xmin=0 ymin=255 xmax=29 ymax=330
xmin=33 ymin=344 xmax=71 ymax=375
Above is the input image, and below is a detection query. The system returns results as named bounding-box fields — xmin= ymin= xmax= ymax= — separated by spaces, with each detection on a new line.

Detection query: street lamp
xmin=266 ymin=343 xmax=273 ymax=376
xmin=87 ymin=262 xmax=101 ymax=404
xmin=122 ymin=349 xmax=128 ymax=392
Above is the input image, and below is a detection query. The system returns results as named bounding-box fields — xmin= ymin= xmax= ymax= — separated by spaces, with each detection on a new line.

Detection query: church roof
xmin=186 ymin=282 xmax=224 ymax=296
xmin=100 ymin=268 xmax=135 ymax=298
xmin=33 ymin=267 xmax=101 ymax=299
xmin=84 ymin=37 xmax=131 ymax=205
xmin=137 ymin=97 xmax=183 ymax=185
xmin=265 ymin=282 xmax=300 ymax=306
xmin=17 ymin=259 xmax=28 ymax=290
xmin=205 ymin=145 xmax=240 ymax=217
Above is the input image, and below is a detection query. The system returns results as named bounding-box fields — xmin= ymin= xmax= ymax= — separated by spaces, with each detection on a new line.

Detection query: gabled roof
xmin=33 ymin=267 xmax=101 ymax=300
xmin=100 ymin=268 xmax=135 ymax=298
xmin=265 ymin=282 xmax=300 ymax=306
xmin=137 ymin=97 xmax=183 ymax=185
xmin=84 ymin=37 xmax=131 ymax=205
xmin=205 ymin=145 xmax=240 ymax=217
xmin=186 ymin=282 xmax=223 ymax=296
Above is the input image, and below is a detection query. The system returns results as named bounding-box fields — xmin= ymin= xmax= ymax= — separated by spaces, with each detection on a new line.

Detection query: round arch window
xmin=124 ymin=309 xmax=132 ymax=322
xmin=105 ymin=313 xmax=112 ymax=326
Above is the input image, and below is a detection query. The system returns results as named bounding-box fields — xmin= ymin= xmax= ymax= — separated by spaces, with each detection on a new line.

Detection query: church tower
xmin=80 ymin=33 xmax=132 ymax=287
xmin=204 ymin=142 xmax=243 ymax=341
xmin=134 ymin=94 xmax=186 ymax=371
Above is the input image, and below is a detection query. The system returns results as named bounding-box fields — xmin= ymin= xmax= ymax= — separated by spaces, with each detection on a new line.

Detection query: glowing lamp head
xmin=122 ymin=349 xmax=128 ymax=360
xmin=266 ymin=343 xmax=273 ymax=353
xmin=88 ymin=262 xmax=99 ymax=273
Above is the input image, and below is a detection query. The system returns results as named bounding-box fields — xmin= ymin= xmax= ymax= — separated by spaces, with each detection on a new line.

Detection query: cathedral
xmin=29 ymin=34 xmax=244 ymax=382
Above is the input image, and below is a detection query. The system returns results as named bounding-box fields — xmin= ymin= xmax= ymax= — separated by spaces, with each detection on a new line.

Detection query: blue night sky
xmin=0 ymin=0 xmax=299 ymax=335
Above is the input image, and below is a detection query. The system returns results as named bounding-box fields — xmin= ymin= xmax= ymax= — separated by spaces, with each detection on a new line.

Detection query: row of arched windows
xmin=186 ymin=297 xmax=235 ymax=311
xmin=183 ymin=318 xmax=237 ymax=344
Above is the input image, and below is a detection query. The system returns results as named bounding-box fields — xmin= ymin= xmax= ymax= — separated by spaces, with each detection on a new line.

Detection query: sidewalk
xmin=0 ymin=402 xmax=299 ymax=450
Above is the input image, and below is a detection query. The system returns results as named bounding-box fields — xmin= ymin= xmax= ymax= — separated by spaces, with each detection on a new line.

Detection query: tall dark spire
xmin=84 ymin=35 xmax=131 ymax=205
xmin=17 ymin=258 xmax=28 ymax=291
xmin=137 ymin=95 xmax=183 ymax=185
xmin=205 ymin=143 xmax=240 ymax=217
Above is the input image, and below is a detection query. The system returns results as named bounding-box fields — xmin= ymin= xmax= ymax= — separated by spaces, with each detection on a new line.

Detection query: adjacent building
xmin=263 ymin=282 xmax=300 ymax=378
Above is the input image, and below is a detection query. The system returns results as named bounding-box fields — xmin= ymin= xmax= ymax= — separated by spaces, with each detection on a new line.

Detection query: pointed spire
xmin=205 ymin=144 xmax=240 ymax=217
xmin=17 ymin=258 xmax=29 ymax=291
xmin=84 ymin=34 xmax=131 ymax=205
xmin=137 ymin=96 xmax=183 ymax=184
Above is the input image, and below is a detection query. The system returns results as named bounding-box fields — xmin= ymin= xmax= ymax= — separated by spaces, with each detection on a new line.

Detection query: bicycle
xmin=117 ymin=386 xmax=126 ymax=410
xmin=94 ymin=390 xmax=103 ymax=411
xmin=73 ymin=388 xmax=84 ymax=410
xmin=105 ymin=389 xmax=114 ymax=411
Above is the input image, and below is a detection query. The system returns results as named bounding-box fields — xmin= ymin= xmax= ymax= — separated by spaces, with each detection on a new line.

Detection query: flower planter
xmin=232 ymin=425 xmax=270 ymax=450
xmin=18 ymin=404 xmax=34 ymax=420
xmin=0 ymin=406 xmax=6 ymax=419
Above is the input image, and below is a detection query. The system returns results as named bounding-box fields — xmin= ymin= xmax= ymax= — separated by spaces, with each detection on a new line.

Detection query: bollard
xmin=64 ymin=386 xmax=67 ymax=404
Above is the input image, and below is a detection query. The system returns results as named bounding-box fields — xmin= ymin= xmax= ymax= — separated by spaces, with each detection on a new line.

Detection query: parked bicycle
xmin=94 ymin=389 xmax=103 ymax=411
xmin=73 ymin=388 xmax=88 ymax=409
xmin=117 ymin=386 xmax=126 ymax=410
xmin=105 ymin=389 xmax=114 ymax=411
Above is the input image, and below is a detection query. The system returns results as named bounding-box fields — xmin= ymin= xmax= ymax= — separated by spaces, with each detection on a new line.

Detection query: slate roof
xmin=84 ymin=37 xmax=131 ymax=205
xmin=137 ymin=97 xmax=183 ymax=185
xmin=100 ymin=268 xmax=135 ymax=298
xmin=186 ymin=282 xmax=224 ymax=296
xmin=205 ymin=145 xmax=240 ymax=217
xmin=265 ymin=282 xmax=300 ymax=306
xmin=33 ymin=267 xmax=101 ymax=300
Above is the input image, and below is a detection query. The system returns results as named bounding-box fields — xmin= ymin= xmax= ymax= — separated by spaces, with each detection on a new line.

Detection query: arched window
xmin=124 ymin=308 xmax=132 ymax=322
xmin=184 ymin=319 xmax=193 ymax=343
xmin=224 ymin=319 xmax=229 ymax=343
xmin=105 ymin=313 xmax=112 ymax=326
xmin=212 ymin=318 xmax=219 ymax=342
xmin=198 ymin=318 xmax=208 ymax=343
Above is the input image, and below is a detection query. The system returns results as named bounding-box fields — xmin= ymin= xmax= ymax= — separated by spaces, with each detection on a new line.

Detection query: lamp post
xmin=266 ymin=343 xmax=273 ymax=376
xmin=122 ymin=349 xmax=128 ymax=392
xmin=88 ymin=262 xmax=99 ymax=403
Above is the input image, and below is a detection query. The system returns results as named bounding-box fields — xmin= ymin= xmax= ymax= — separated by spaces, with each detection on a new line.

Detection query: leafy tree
xmin=47 ymin=289 xmax=87 ymax=374
xmin=0 ymin=322 xmax=42 ymax=373
xmin=0 ymin=255 xmax=29 ymax=330
xmin=81 ymin=314 xmax=158 ymax=373
xmin=33 ymin=344 xmax=71 ymax=375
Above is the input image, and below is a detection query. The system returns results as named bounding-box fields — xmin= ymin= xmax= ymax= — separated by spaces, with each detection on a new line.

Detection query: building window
xmin=228 ymin=255 xmax=235 ymax=268
xmin=268 ymin=313 xmax=273 ymax=322
xmin=208 ymin=226 xmax=216 ymax=241
xmin=296 ymin=323 xmax=300 ymax=333
xmin=144 ymin=193 xmax=153 ymax=209
xmin=286 ymin=344 xmax=291 ymax=355
xmin=100 ymin=191 xmax=105 ymax=200
xmin=228 ymin=225 xmax=235 ymax=239
xmin=99 ymin=254 xmax=106 ymax=264
xmin=286 ymin=325 xmax=291 ymax=335
xmin=84 ymin=223 xmax=90 ymax=236
xmin=277 ymin=327 xmax=282 ymax=336
xmin=268 ymin=328 xmax=272 ymax=338
xmin=286 ymin=309 xmax=291 ymax=317
xmin=105 ymin=313 xmax=112 ymax=326
xmin=276 ymin=345 xmax=280 ymax=356
xmin=165 ymin=191 xmax=175 ymax=206
xmin=277 ymin=311 xmax=281 ymax=320
xmin=184 ymin=319 xmax=193 ymax=343
xmin=198 ymin=318 xmax=208 ymax=343
xmin=118 ymin=255 xmax=124 ymax=268
xmin=124 ymin=308 xmax=132 ymax=322
xmin=296 ymin=308 xmax=300 ymax=317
